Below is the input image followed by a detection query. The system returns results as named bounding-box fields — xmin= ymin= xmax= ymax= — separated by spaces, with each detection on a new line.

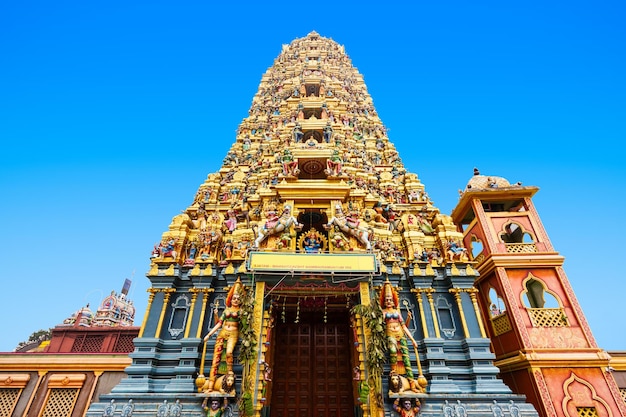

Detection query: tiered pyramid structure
xmin=153 ymin=30 xmax=445 ymax=264
xmin=86 ymin=32 xmax=546 ymax=417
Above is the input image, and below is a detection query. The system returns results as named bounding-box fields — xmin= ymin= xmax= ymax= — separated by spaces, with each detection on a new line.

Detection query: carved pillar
xmin=424 ymin=289 xmax=441 ymax=338
xmin=196 ymin=288 xmax=213 ymax=339
xmin=184 ymin=288 xmax=201 ymax=338
xmin=155 ymin=288 xmax=176 ymax=338
xmin=449 ymin=288 xmax=470 ymax=338
xmin=139 ymin=288 xmax=159 ymax=338
xmin=411 ymin=289 xmax=429 ymax=338
xmin=466 ymin=288 xmax=487 ymax=338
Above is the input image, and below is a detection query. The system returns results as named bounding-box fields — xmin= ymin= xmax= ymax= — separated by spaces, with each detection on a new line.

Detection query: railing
xmin=490 ymin=312 xmax=513 ymax=336
xmin=527 ymin=308 xmax=568 ymax=327
xmin=505 ymin=243 xmax=537 ymax=254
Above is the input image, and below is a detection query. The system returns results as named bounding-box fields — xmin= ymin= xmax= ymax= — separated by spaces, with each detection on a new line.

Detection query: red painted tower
xmin=451 ymin=169 xmax=625 ymax=417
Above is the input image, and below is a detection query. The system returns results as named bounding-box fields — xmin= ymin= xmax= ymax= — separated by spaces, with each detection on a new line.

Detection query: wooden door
xmin=270 ymin=310 xmax=355 ymax=417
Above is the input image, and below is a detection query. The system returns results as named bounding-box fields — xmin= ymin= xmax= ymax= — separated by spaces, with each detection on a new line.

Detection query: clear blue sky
xmin=1 ymin=1 xmax=624 ymax=352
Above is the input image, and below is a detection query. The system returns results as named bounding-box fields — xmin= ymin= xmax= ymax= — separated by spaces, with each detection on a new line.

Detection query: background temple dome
xmin=92 ymin=288 xmax=136 ymax=327
xmin=62 ymin=304 xmax=94 ymax=326
xmin=464 ymin=167 xmax=519 ymax=191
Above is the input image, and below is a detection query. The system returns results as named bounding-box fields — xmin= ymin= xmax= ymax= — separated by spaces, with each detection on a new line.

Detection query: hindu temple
xmin=76 ymin=32 xmax=625 ymax=417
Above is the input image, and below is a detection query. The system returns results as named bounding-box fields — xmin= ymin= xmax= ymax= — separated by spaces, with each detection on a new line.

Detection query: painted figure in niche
xmin=303 ymin=228 xmax=322 ymax=253
xmin=385 ymin=205 xmax=404 ymax=233
xmin=372 ymin=201 xmax=389 ymax=224
xmin=325 ymin=149 xmax=343 ymax=176
xmin=281 ymin=149 xmax=299 ymax=176
xmin=408 ymin=189 xmax=421 ymax=203
xmin=159 ymin=238 xmax=177 ymax=259
xmin=150 ymin=244 xmax=160 ymax=259
xmin=183 ymin=240 xmax=198 ymax=266
xmin=292 ymin=123 xmax=304 ymax=142
xmin=393 ymin=398 xmax=421 ymax=417
xmin=201 ymin=397 xmax=227 ymax=417
xmin=224 ymin=209 xmax=237 ymax=233
xmin=221 ymin=240 xmax=233 ymax=263
xmin=416 ymin=212 xmax=434 ymax=235
xmin=276 ymin=231 xmax=292 ymax=250
xmin=198 ymin=227 xmax=222 ymax=260
xmin=446 ymin=239 xmax=468 ymax=262
xmin=202 ymin=279 xmax=244 ymax=393
xmin=323 ymin=122 xmax=333 ymax=142
xmin=381 ymin=280 xmax=418 ymax=380
xmin=329 ymin=228 xmax=351 ymax=250
xmin=231 ymin=197 xmax=251 ymax=228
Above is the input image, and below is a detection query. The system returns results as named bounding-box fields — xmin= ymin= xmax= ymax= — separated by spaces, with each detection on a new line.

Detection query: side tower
xmin=451 ymin=169 xmax=626 ymax=417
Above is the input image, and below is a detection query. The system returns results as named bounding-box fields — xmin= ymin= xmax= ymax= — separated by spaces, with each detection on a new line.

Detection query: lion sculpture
xmin=388 ymin=371 xmax=423 ymax=395
xmin=202 ymin=371 xmax=236 ymax=396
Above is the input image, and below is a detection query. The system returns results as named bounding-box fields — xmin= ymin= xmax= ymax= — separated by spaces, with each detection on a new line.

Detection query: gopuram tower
xmin=84 ymin=31 xmax=608 ymax=417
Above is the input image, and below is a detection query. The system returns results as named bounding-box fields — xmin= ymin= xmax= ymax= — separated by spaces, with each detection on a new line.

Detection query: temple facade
xmin=75 ymin=32 xmax=626 ymax=417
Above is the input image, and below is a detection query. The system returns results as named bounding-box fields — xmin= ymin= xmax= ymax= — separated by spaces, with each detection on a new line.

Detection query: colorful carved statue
xmin=159 ymin=238 xmax=177 ymax=259
xmin=302 ymin=228 xmax=322 ymax=253
xmin=202 ymin=397 xmax=227 ymax=417
xmin=325 ymin=150 xmax=343 ymax=176
xmin=381 ymin=280 xmax=416 ymax=379
xmin=446 ymin=239 xmax=468 ymax=262
xmin=202 ymin=279 xmax=244 ymax=393
xmin=393 ymin=398 xmax=421 ymax=417
xmin=281 ymin=149 xmax=299 ymax=176
xmin=325 ymin=204 xmax=371 ymax=250
xmin=254 ymin=204 xmax=303 ymax=248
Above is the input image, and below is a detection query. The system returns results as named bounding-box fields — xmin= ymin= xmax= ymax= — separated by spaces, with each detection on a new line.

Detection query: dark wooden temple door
xmin=270 ymin=310 xmax=355 ymax=417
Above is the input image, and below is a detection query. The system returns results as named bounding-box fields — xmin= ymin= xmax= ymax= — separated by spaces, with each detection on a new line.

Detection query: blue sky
xmin=1 ymin=1 xmax=624 ymax=352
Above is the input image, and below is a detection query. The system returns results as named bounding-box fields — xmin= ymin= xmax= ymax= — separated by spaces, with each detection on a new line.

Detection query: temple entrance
xmin=269 ymin=308 xmax=355 ymax=417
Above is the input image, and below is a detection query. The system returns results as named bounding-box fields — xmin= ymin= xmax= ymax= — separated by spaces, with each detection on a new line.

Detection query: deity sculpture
xmin=202 ymin=279 xmax=244 ymax=393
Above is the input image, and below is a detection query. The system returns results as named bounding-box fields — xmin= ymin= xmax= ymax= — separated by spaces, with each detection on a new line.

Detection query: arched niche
xmin=168 ymin=294 xmax=191 ymax=338
xmin=435 ymin=295 xmax=457 ymax=339
xmin=521 ymin=275 xmax=560 ymax=309
xmin=488 ymin=287 xmax=506 ymax=317
xmin=469 ymin=234 xmax=484 ymax=260
xmin=500 ymin=222 xmax=535 ymax=244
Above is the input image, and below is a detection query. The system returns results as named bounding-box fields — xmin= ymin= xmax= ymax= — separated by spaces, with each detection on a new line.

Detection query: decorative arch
xmin=520 ymin=274 xmax=561 ymax=309
xmin=488 ymin=287 xmax=506 ymax=317
xmin=500 ymin=221 xmax=535 ymax=244
xmin=168 ymin=294 xmax=191 ymax=338
xmin=562 ymin=372 xmax=612 ymax=417
xmin=469 ymin=234 xmax=484 ymax=260
xmin=303 ymin=130 xmax=323 ymax=142
xmin=521 ymin=273 xmax=569 ymax=327
xmin=435 ymin=295 xmax=457 ymax=339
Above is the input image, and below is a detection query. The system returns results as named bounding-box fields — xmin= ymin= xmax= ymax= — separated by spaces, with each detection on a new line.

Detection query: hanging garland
xmin=351 ymin=292 xmax=387 ymax=408
xmin=236 ymin=283 xmax=257 ymax=417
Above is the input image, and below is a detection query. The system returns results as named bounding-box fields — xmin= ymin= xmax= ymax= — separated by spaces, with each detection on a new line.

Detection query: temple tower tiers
xmin=451 ymin=170 xmax=626 ymax=417
xmin=87 ymin=32 xmax=546 ymax=417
